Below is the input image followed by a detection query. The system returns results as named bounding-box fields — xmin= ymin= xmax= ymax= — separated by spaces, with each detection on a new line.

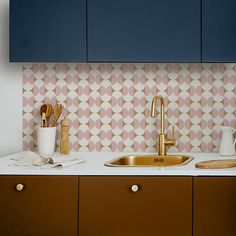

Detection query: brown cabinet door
xmin=194 ymin=177 xmax=236 ymax=236
xmin=0 ymin=176 xmax=78 ymax=236
xmin=79 ymin=176 xmax=192 ymax=236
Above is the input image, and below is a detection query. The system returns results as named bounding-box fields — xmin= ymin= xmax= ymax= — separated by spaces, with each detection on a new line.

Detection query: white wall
xmin=0 ymin=0 xmax=22 ymax=157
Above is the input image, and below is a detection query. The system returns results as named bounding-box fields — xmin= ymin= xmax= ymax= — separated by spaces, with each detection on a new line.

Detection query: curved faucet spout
xmin=151 ymin=95 xmax=165 ymax=134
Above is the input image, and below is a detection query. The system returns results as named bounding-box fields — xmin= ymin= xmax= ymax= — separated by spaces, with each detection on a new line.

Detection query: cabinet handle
xmin=130 ymin=184 xmax=140 ymax=192
xmin=16 ymin=184 xmax=24 ymax=191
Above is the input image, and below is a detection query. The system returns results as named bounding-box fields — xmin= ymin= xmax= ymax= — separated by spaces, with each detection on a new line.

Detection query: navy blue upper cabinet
xmin=202 ymin=0 xmax=236 ymax=62
xmin=10 ymin=0 xmax=86 ymax=62
xmin=87 ymin=0 xmax=201 ymax=62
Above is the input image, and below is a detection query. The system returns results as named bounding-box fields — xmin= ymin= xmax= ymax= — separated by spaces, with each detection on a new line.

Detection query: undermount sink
xmin=105 ymin=155 xmax=194 ymax=167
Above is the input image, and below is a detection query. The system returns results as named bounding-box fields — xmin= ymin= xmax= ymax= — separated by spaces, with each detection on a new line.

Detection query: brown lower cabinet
xmin=194 ymin=177 xmax=236 ymax=236
xmin=0 ymin=176 xmax=78 ymax=236
xmin=1 ymin=175 xmax=235 ymax=236
xmin=79 ymin=176 xmax=192 ymax=236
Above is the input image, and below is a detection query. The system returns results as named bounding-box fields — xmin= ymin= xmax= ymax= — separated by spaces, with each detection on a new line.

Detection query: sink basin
xmin=105 ymin=155 xmax=194 ymax=167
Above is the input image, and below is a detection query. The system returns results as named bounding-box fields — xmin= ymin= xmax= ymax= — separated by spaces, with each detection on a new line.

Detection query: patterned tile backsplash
xmin=23 ymin=63 xmax=236 ymax=153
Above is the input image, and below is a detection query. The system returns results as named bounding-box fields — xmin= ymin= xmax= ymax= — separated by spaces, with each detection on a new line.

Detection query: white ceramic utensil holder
xmin=37 ymin=126 xmax=56 ymax=155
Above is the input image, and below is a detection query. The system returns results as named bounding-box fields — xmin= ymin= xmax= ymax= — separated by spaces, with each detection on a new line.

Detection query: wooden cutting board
xmin=196 ymin=159 xmax=236 ymax=169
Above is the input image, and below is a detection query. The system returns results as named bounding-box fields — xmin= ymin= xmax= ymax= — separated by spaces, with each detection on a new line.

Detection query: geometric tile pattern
xmin=23 ymin=63 xmax=236 ymax=153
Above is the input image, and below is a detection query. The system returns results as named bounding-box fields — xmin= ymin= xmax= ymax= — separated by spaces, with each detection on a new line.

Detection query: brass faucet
xmin=151 ymin=95 xmax=175 ymax=156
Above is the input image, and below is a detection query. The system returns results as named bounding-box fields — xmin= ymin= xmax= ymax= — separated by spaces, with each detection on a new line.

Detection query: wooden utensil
xmin=41 ymin=112 xmax=47 ymax=127
xmin=40 ymin=104 xmax=47 ymax=115
xmin=40 ymin=104 xmax=48 ymax=127
xmin=52 ymin=104 xmax=63 ymax=127
xmin=196 ymin=159 xmax=236 ymax=169
xmin=45 ymin=104 xmax=52 ymax=126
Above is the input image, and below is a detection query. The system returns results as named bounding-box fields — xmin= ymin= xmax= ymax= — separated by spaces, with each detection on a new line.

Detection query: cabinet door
xmin=87 ymin=0 xmax=201 ymax=62
xmin=10 ymin=0 xmax=86 ymax=62
xmin=79 ymin=176 xmax=192 ymax=236
xmin=202 ymin=0 xmax=236 ymax=62
xmin=194 ymin=177 xmax=236 ymax=236
xmin=0 ymin=176 xmax=78 ymax=236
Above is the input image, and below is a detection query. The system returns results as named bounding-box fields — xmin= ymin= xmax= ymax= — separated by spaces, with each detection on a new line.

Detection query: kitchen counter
xmin=0 ymin=152 xmax=236 ymax=176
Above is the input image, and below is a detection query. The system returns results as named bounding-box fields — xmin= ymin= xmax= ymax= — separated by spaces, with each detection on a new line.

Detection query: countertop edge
xmin=0 ymin=151 xmax=236 ymax=176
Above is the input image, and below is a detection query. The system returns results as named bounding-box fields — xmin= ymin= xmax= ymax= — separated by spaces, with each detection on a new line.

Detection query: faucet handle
xmin=167 ymin=126 xmax=175 ymax=146
xmin=171 ymin=126 xmax=175 ymax=140
xmin=164 ymin=126 xmax=175 ymax=147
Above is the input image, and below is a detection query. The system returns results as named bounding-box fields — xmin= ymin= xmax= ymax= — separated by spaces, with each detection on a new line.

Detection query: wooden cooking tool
xmin=40 ymin=104 xmax=48 ymax=127
xmin=45 ymin=104 xmax=52 ymax=126
xmin=196 ymin=159 xmax=236 ymax=169
xmin=40 ymin=104 xmax=47 ymax=116
xmin=52 ymin=104 xmax=63 ymax=127
xmin=41 ymin=112 xmax=47 ymax=127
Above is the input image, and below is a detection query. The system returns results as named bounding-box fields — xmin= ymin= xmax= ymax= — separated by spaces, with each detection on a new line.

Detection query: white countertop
xmin=0 ymin=152 xmax=236 ymax=176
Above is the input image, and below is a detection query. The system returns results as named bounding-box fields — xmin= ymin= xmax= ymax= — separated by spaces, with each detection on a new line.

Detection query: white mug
xmin=219 ymin=126 xmax=236 ymax=156
xmin=37 ymin=126 xmax=56 ymax=155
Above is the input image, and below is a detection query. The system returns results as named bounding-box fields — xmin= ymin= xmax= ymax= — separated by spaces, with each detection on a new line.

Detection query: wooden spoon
xmin=40 ymin=104 xmax=47 ymax=115
xmin=40 ymin=104 xmax=48 ymax=127
xmin=45 ymin=104 xmax=52 ymax=126
xmin=41 ymin=112 xmax=47 ymax=127
xmin=52 ymin=104 xmax=63 ymax=127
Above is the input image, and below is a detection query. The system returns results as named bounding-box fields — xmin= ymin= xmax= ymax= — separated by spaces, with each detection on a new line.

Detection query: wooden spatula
xmin=52 ymin=104 xmax=63 ymax=127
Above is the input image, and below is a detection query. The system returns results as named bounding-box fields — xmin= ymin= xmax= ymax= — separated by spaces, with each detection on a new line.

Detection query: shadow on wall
xmin=0 ymin=0 xmax=20 ymax=71
xmin=0 ymin=0 xmax=22 ymax=157
xmin=0 ymin=0 xmax=10 ymax=67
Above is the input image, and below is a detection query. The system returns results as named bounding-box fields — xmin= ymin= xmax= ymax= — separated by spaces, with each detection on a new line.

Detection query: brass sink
xmin=105 ymin=155 xmax=194 ymax=167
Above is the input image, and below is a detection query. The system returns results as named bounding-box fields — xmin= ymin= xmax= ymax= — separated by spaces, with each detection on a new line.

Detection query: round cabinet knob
xmin=131 ymin=184 xmax=139 ymax=192
xmin=16 ymin=184 xmax=24 ymax=191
